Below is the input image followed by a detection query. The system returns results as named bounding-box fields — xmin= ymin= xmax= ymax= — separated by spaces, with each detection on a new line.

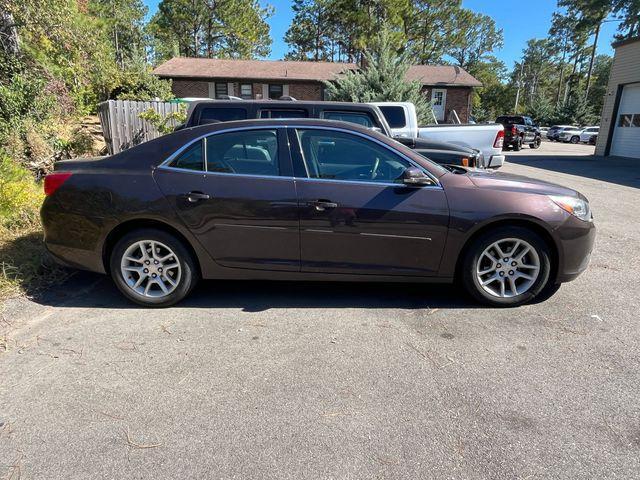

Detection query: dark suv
xmin=182 ymin=100 xmax=485 ymax=168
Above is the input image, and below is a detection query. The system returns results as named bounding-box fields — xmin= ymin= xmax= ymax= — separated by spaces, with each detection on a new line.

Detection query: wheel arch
xmin=102 ymin=218 xmax=202 ymax=276
xmin=454 ymin=218 xmax=560 ymax=283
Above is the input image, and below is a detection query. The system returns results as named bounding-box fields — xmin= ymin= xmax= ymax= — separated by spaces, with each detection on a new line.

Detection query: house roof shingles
xmin=406 ymin=65 xmax=482 ymax=87
xmin=153 ymin=57 xmax=358 ymax=82
xmin=153 ymin=57 xmax=482 ymax=87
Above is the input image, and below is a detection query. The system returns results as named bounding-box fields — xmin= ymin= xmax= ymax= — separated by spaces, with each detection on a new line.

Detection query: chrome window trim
xmin=157 ymin=124 xmax=442 ymax=188
xmin=158 ymin=165 xmax=293 ymax=181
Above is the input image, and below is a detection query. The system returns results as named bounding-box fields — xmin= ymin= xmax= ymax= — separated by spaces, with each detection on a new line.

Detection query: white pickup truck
xmin=369 ymin=102 xmax=505 ymax=168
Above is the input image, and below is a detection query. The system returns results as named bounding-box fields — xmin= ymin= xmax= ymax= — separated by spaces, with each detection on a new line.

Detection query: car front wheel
xmin=570 ymin=136 xmax=580 ymax=144
xmin=462 ymin=227 xmax=553 ymax=307
xmin=110 ymin=228 xmax=199 ymax=307
xmin=529 ymin=137 xmax=541 ymax=149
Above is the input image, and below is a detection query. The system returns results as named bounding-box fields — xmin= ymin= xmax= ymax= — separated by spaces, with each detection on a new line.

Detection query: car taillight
xmin=511 ymin=125 xmax=517 ymax=135
xmin=44 ymin=172 xmax=73 ymax=196
xmin=493 ymin=130 xmax=504 ymax=148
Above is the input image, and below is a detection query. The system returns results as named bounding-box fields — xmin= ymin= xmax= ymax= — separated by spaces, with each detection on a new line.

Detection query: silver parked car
xmin=547 ymin=125 xmax=579 ymax=142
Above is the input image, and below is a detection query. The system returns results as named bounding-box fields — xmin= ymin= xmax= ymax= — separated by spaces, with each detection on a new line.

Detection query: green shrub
xmin=0 ymin=154 xmax=43 ymax=230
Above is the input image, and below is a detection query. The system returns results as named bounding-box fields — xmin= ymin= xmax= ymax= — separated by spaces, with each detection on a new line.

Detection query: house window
xmin=240 ymin=84 xmax=253 ymax=99
xmin=632 ymin=114 xmax=640 ymax=128
xmin=215 ymin=83 xmax=228 ymax=99
xmin=268 ymin=84 xmax=283 ymax=99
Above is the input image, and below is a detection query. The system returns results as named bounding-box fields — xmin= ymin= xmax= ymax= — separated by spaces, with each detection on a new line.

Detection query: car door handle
xmin=185 ymin=191 xmax=210 ymax=203
xmin=309 ymin=200 xmax=338 ymax=211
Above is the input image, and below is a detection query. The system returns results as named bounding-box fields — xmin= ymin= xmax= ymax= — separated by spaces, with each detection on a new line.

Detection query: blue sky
xmin=143 ymin=0 xmax=619 ymax=69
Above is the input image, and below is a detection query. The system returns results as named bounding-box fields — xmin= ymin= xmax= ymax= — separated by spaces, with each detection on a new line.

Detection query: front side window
xmin=296 ymin=129 xmax=410 ymax=183
xmin=170 ymin=140 xmax=203 ymax=171
xmin=321 ymin=111 xmax=374 ymax=128
xmin=215 ymin=83 xmax=228 ymax=99
xmin=199 ymin=107 xmax=248 ymax=123
xmin=379 ymin=106 xmax=407 ymax=128
xmin=268 ymin=84 xmax=283 ymax=99
xmin=206 ymin=129 xmax=279 ymax=176
xmin=240 ymin=84 xmax=253 ymax=99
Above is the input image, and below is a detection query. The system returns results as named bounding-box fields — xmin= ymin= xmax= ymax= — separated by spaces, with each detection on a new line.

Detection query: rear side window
xmin=170 ymin=140 xmax=203 ymax=171
xmin=259 ymin=109 xmax=308 ymax=119
xmin=206 ymin=129 xmax=279 ymax=176
xmin=321 ymin=111 xmax=374 ymax=128
xmin=199 ymin=107 xmax=248 ymax=124
xmin=379 ymin=106 xmax=407 ymax=128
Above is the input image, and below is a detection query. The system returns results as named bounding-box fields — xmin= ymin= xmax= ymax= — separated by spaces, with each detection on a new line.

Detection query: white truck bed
xmin=370 ymin=102 xmax=505 ymax=168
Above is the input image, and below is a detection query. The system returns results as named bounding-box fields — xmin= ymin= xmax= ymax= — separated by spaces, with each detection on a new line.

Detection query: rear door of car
xmin=288 ymin=126 xmax=449 ymax=276
xmin=154 ymin=126 xmax=300 ymax=271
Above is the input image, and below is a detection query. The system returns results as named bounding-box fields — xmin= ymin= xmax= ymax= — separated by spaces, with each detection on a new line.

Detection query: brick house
xmin=153 ymin=57 xmax=482 ymax=123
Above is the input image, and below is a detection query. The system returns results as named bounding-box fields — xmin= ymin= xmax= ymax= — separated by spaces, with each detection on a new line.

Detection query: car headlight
xmin=549 ymin=195 xmax=592 ymax=221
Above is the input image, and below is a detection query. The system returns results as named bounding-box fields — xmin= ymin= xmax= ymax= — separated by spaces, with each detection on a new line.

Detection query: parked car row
xmin=546 ymin=125 xmax=599 ymax=144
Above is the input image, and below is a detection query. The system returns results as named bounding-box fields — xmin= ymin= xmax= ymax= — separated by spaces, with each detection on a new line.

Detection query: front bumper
xmin=555 ymin=216 xmax=596 ymax=283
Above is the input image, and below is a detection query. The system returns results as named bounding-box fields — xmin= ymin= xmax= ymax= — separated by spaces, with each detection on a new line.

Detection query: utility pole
xmin=514 ymin=60 xmax=525 ymax=113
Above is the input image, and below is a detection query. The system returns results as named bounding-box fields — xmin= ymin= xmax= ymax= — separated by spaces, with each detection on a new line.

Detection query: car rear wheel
xmin=570 ymin=135 xmax=580 ymax=144
xmin=529 ymin=137 xmax=541 ymax=149
xmin=462 ymin=227 xmax=552 ymax=307
xmin=110 ymin=229 xmax=199 ymax=307
xmin=513 ymin=137 xmax=522 ymax=151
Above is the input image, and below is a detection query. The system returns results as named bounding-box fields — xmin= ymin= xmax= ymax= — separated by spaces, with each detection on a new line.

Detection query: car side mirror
xmin=401 ymin=167 xmax=435 ymax=186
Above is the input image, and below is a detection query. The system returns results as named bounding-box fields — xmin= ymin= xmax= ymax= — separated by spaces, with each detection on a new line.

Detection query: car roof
xmin=186 ymin=99 xmax=383 ymax=118
xmin=186 ymin=117 xmax=378 ymax=132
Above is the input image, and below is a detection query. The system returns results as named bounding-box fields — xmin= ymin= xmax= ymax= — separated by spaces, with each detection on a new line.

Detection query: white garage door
xmin=611 ymin=83 xmax=640 ymax=159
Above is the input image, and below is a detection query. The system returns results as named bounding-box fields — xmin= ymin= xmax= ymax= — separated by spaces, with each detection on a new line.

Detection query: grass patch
xmin=0 ymin=155 xmax=69 ymax=302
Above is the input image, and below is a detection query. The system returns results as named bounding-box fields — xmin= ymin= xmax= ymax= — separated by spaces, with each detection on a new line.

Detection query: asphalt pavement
xmin=1 ymin=144 xmax=639 ymax=479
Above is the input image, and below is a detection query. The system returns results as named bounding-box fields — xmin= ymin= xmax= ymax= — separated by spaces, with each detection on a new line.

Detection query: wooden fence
xmin=97 ymin=100 xmax=183 ymax=155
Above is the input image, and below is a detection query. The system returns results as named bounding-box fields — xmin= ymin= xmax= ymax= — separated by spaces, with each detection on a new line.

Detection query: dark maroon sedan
xmin=41 ymin=119 xmax=595 ymax=307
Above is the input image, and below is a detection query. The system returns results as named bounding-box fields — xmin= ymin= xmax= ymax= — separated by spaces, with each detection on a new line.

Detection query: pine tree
xmin=323 ymin=30 xmax=433 ymax=124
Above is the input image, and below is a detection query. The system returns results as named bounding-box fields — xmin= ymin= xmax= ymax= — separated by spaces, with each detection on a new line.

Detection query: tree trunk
xmin=555 ymin=41 xmax=567 ymax=106
xmin=584 ymin=21 xmax=601 ymax=100
xmin=0 ymin=10 xmax=20 ymax=56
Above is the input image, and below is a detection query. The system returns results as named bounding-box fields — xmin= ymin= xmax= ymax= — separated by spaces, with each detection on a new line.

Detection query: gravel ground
xmin=1 ymin=149 xmax=639 ymax=479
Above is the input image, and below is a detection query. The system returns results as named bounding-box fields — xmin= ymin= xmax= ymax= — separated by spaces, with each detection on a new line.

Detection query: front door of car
xmin=289 ymin=127 xmax=449 ymax=276
xmin=154 ymin=128 xmax=300 ymax=271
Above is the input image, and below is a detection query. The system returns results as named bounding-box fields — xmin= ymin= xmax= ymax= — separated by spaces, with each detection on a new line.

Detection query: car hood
xmin=466 ymin=169 xmax=583 ymax=198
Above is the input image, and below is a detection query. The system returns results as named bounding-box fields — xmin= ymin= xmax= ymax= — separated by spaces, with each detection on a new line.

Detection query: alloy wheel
xmin=475 ymin=238 xmax=540 ymax=298
xmin=120 ymin=240 xmax=182 ymax=298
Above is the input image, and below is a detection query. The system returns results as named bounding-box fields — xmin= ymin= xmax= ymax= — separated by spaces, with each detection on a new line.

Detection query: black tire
xmin=462 ymin=226 xmax=553 ymax=307
xmin=109 ymin=228 xmax=199 ymax=307
xmin=513 ymin=137 xmax=522 ymax=151
xmin=529 ymin=137 xmax=541 ymax=149
xmin=570 ymin=135 xmax=580 ymax=144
